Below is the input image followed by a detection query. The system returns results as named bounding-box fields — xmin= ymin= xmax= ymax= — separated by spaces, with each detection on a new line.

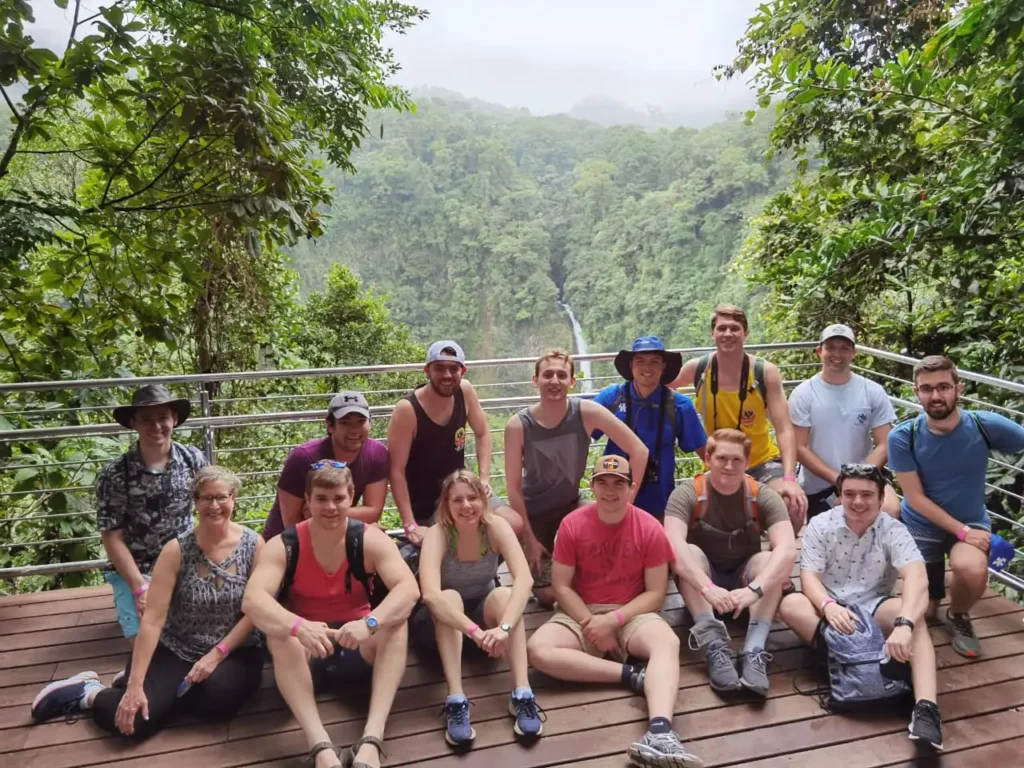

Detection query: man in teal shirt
xmin=592 ymin=336 xmax=706 ymax=518
xmin=889 ymin=355 xmax=1024 ymax=658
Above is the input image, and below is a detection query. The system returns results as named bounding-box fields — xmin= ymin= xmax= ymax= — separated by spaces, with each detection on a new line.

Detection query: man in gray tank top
xmin=504 ymin=349 xmax=650 ymax=604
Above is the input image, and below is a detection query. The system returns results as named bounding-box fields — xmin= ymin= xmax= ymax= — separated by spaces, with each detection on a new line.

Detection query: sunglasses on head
xmin=311 ymin=460 xmax=347 ymax=470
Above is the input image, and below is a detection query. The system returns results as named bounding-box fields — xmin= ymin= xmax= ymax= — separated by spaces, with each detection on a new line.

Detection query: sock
xmin=621 ymin=663 xmax=636 ymax=684
xmin=512 ymin=686 xmax=533 ymax=700
xmin=693 ymin=611 xmax=715 ymax=626
xmin=648 ymin=716 xmax=672 ymax=734
xmin=743 ymin=618 xmax=772 ymax=653
xmin=79 ymin=680 xmax=104 ymax=710
xmin=446 ymin=693 xmax=467 ymax=704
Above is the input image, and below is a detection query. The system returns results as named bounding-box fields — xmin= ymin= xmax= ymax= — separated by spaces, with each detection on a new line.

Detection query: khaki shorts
xmin=547 ymin=604 xmax=663 ymax=661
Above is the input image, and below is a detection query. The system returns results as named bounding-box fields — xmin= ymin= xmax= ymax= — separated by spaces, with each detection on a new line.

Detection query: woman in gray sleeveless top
xmin=412 ymin=470 xmax=543 ymax=747
xmin=31 ymin=467 xmax=264 ymax=739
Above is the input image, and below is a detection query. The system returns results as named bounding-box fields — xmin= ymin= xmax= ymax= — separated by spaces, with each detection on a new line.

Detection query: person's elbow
xmin=516 ymin=569 xmax=535 ymax=592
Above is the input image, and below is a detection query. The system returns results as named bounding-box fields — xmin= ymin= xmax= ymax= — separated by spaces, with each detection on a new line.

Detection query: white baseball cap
xmin=819 ymin=324 xmax=856 ymax=344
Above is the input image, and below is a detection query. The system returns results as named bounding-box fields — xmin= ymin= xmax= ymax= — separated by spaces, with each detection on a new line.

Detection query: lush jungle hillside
xmin=287 ymin=96 xmax=795 ymax=359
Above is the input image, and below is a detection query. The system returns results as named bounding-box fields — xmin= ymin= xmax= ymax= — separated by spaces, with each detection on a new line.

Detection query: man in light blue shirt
xmin=592 ymin=336 xmax=706 ymax=518
xmin=889 ymin=355 xmax=1024 ymax=658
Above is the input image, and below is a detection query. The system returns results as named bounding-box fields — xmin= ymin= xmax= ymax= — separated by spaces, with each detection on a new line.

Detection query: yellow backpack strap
xmin=743 ymin=475 xmax=762 ymax=534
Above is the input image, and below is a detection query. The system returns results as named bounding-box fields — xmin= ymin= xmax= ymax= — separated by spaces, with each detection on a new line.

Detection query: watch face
xmin=500 ymin=622 xmax=512 ymax=633
xmin=366 ymin=616 xmax=379 ymax=629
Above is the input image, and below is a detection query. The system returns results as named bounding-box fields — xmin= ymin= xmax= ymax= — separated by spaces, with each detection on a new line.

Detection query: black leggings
xmin=92 ymin=642 xmax=262 ymax=739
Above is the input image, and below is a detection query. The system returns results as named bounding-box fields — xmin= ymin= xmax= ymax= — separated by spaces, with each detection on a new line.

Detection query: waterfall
xmin=557 ymin=301 xmax=593 ymax=393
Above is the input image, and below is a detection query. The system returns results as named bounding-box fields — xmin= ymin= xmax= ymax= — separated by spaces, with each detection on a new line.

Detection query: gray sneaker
xmin=944 ymin=610 xmax=981 ymax=658
xmin=738 ymin=648 xmax=772 ymax=696
xmin=689 ymin=620 xmax=741 ymax=692
xmin=628 ymin=730 xmax=704 ymax=768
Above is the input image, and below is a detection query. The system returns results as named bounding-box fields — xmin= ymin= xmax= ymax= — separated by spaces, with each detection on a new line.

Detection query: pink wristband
xmin=289 ymin=617 xmax=303 ymax=637
xmin=614 ymin=609 xmax=625 ymax=627
xmin=701 ymin=582 xmax=714 ymax=594
xmin=820 ymin=598 xmax=836 ymax=615
xmin=783 ymin=475 xmax=797 ymax=483
xmin=214 ymin=642 xmax=229 ymax=657
xmin=133 ymin=582 xmax=149 ymax=597
xmin=466 ymin=623 xmax=480 ymax=638
xmin=956 ymin=526 xmax=970 ymax=542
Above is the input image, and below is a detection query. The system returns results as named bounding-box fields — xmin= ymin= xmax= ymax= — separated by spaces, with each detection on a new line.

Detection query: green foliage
xmin=288 ymin=96 xmax=794 ymax=362
xmin=732 ymin=0 xmax=1024 ymax=574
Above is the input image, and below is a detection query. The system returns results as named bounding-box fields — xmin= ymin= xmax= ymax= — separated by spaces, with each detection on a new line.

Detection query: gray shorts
xmin=708 ymin=557 xmax=757 ymax=590
xmin=748 ymin=459 xmax=785 ymax=484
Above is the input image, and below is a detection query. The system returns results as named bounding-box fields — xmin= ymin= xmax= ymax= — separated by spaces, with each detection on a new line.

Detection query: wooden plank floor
xmin=2 ymin=580 xmax=1024 ymax=767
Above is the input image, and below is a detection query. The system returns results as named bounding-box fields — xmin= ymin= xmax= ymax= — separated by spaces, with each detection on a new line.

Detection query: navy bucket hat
xmin=613 ymin=336 xmax=683 ymax=384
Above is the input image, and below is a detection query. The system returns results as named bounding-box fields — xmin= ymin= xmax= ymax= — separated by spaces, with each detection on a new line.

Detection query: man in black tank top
xmin=388 ymin=341 xmax=523 ymax=546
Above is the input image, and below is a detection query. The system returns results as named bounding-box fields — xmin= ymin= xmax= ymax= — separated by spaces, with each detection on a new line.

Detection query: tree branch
xmin=98 ymin=98 xmax=184 ymax=206
xmin=0 ymin=84 xmax=20 ymax=121
xmin=66 ymin=0 xmax=83 ymax=54
xmin=103 ymin=135 xmax=194 ymax=207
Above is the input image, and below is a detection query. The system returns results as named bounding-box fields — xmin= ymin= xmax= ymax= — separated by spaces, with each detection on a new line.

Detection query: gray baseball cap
xmin=819 ymin=323 xmax=856 ymax=344
xmin=426 ymin=340 xmax=466 ymax=366
xmin=328 ymin=391 xmax=370 ymax=420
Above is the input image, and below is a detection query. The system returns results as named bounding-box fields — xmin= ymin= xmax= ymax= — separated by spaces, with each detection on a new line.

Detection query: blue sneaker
xmin=442 ymin=695 xmax=475 ymax=747
xmin=509 ymin=689 xmax=545 ymax=737
xmin=31 ymin=671 xmax=100 ymax=722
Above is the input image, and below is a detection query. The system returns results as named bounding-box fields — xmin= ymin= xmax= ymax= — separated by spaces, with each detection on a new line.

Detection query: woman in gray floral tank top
xmin=31 ymin=467 xmax=264 ymax=739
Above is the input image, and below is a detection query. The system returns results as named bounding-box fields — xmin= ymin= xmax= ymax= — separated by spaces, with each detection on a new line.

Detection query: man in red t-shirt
xmin=527 ymin=455 xmax=703 ymax=768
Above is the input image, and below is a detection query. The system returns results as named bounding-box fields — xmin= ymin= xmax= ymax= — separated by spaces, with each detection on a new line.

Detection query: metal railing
xmin=1 ymin=341 xmax=1022 ymax=594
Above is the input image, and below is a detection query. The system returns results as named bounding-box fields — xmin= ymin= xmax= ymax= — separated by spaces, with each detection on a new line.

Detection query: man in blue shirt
xmin=592 ymin=336 xmax=707 ymax=518
xmin=889 ymin=355 xmax=1024 ymax=658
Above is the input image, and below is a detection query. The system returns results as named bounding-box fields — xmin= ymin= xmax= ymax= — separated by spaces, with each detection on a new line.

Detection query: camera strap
xmin=624 ymin=382 xmax=667 ymax=462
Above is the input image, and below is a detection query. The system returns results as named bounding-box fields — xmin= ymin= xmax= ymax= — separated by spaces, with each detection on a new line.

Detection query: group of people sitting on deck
xmin=28 ymin=305 xmax=1024 ymax=768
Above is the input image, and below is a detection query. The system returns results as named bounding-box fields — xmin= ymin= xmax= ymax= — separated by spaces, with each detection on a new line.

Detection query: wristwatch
xmin=893 ymin=616 xmax=915 ymax=632
xmin=364 ymin=615 xmax=380 ymax=635
xmin=500 ymin=622 xmax=512 ymax=634
xmin=747 ymin=582 xmax=764 ymax=599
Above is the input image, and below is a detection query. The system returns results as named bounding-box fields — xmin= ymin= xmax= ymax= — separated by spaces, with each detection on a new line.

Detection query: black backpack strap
xmin=693 ymin=354 xmax=711 ymax=398
xmin=734 ymin=354 xmax=752 ymax=429
xmin=345 ymin=518 xmax=374 ymax=597
xmin=969 ymin=411 xmax=992 ymax=450
xmin=278 ymin=526 xmax=300 ymax=605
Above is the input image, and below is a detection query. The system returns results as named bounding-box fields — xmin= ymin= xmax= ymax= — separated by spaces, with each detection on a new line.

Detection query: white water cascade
xmin=557 ymin=301 xmax=594 ymax=393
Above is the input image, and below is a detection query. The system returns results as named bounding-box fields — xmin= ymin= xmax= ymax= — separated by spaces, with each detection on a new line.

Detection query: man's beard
xmin=926 ymin=396 xmax=958 ymax=419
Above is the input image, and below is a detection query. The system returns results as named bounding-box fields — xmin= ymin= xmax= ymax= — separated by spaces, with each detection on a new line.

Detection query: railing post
xmin=199 ymin=382 xmax=215 ymax=463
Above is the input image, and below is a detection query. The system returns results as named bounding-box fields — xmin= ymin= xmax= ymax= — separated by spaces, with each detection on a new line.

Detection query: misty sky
xmin=25 ymin=0 xmax=760 ymax=120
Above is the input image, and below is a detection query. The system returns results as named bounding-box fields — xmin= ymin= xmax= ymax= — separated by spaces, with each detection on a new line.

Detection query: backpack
xmin=691 ymin=471 xmax=762 ymax=536
xmin=693 ymin=353 xmax=768 ymax=431
xmin=277 ymin=520 xmax=418 ymax=610
xmin=908 ymin=411 xmax=992 ymax=455
xmin=818 ymin=603 xmax=913 ymax=712
xmin=609 ymin=383 xmax=678 ymax=435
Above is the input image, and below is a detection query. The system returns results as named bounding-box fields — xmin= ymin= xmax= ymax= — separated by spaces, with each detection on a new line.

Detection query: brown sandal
xmin=341 ymin=735 xmax=387 ymax=768
xmin=304 ymin=741 xmax=341 ymax=766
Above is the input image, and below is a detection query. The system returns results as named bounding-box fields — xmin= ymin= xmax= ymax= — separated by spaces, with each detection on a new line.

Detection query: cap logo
xmin=603 ymin=457 xmax=621 ymax=470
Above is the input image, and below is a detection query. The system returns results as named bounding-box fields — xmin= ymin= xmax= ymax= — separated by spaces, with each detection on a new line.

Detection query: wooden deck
xmin=2 ymin=580 xmax=1024 ymax=767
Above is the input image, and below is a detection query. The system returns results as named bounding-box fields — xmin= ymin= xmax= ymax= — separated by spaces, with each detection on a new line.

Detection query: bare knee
xmin=746 ymin=551 xmax=772 ymax=581
xmin=779 ymin=592 xmax=813 ymax=623
xmin=484 ymin=586 xmax=512 ymax=623
xmin=951 ymin=544 xmax=989 ymax=583
xmin=499 ymin=507 xmax=524 ymax=538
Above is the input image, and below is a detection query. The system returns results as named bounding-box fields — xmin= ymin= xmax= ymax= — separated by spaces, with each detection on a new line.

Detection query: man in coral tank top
xmin=527 ymin=455 xmax=703 ymax=768
xmin=244 ymin=465 xmax=419 ymax=768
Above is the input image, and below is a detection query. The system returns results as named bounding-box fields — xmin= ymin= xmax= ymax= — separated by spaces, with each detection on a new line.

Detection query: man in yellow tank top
xmin=671 ymin=305 xmax=808 ymax=531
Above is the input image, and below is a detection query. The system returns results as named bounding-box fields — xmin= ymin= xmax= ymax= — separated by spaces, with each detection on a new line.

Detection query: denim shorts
xmin=104 ymin=571 xmax=149 ymax=638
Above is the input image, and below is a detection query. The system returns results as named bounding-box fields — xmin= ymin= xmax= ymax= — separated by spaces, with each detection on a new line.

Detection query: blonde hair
xmin=435 ymin=470 xmax=493 ymax=536
xmin=534 ymin=349 xmax=575 ymax=378
xmin=305 ymin=465 xmax=355 ymax=497
xmin=706 ymin=428 xmax=752 ymax=459
xmin=711 ymin=304 xmax=749 ymax=332
xmin=192 ymin=466 xmax=241 ymax=498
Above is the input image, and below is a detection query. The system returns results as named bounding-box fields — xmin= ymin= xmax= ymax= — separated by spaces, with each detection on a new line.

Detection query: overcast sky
xmin=26 ymin=0 xmax=760 ymax=120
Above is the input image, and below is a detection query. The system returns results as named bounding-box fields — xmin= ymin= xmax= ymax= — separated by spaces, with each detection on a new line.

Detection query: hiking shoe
xmin=689 ymin=620 xmax=741 ymax=692
xmin=31 ymin=671 xmax=100 ymax=722
xmin=627 ymin=730 xmax=704 ymax=768
xmin=508 ymin=690 xmax=545 ymax=737
xmin=442 ymin=696 xmax=475 ymax=746
xmin=738 ymin=648 xmax=772 ymax=696
xmin=908 ymin=699 xmax=944 ymax=751
xmin=944 ymin=610 xmax=981 ymax=658
xmin=625 ymin=664 xmax=647 ymax=695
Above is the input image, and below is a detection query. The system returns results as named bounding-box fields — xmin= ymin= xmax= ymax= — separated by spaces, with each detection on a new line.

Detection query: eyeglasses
xmin=916 ymin=383 xmax=955 ymax=396
xmin=838 ymin=463 xmax=884 ymax=482
xmin=311 ymin=460 xmax=347 ymax=470
xmin=197 ymin=494 xmax=232 ymax=506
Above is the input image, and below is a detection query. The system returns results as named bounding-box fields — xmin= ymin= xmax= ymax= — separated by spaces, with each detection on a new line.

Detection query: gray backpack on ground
xmin=820 ymin=603 xmax=913 ymax=712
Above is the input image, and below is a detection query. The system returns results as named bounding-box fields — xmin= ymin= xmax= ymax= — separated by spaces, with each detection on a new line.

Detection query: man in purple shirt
xmin=262 ymin=391 xmax=390 ymax=539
